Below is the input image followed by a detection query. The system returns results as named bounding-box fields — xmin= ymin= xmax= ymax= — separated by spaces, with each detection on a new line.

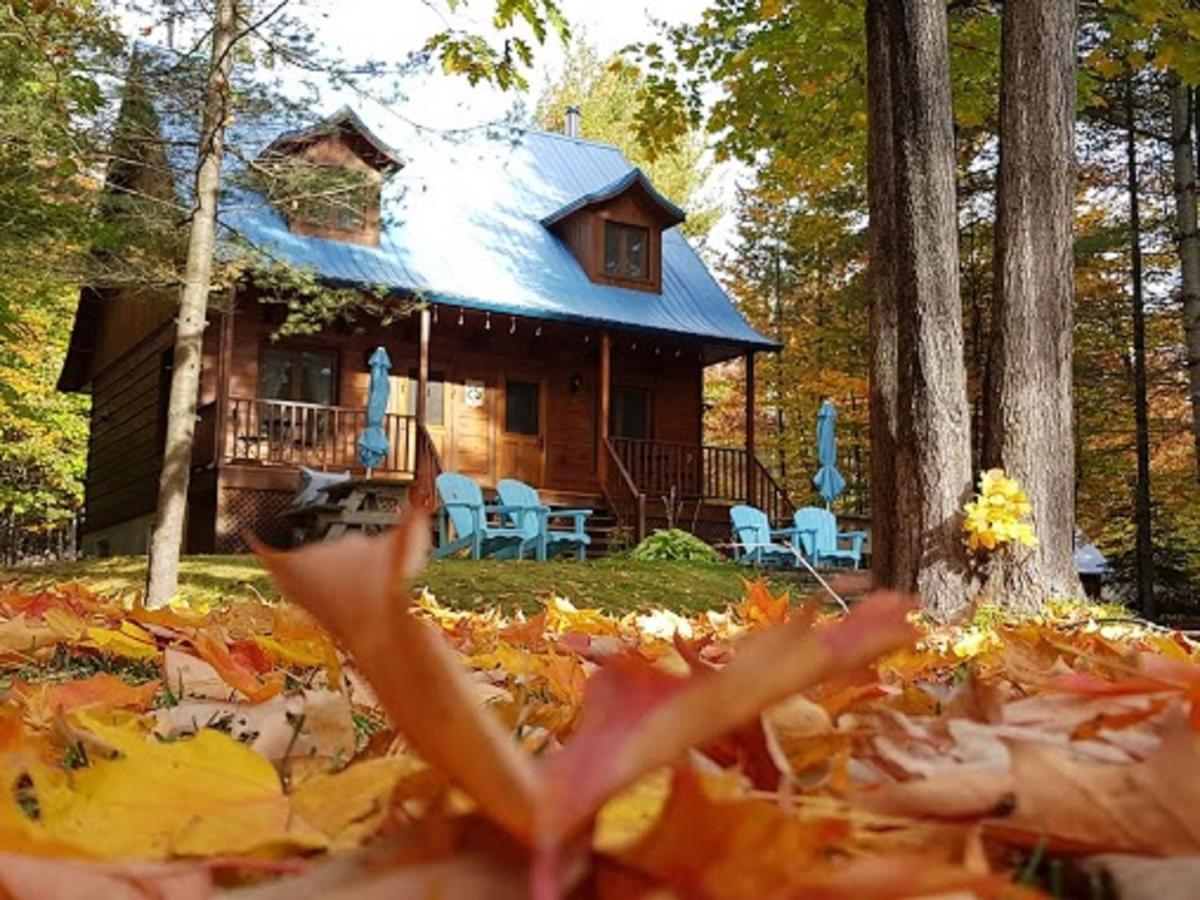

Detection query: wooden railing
xmin=610 ymin=437 xmax=794 ymax=525
xmin=602 ymin=437 xmax=646 ymax=542
xmin=413 ymin=422 xmax=444 ymax=506
xmin=226 ymin=397 xmax=418 ymax=474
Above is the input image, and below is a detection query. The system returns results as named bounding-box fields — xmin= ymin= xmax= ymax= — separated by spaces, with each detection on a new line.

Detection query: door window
xmin=610 ymin=385 xmax=651 ymax=439
xmin=505 ymin=380 xmax=540 ymax=435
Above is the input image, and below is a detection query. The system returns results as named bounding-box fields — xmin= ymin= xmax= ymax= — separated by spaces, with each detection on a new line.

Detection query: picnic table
xmin=285 ymin=477 xmax=411 ymax=542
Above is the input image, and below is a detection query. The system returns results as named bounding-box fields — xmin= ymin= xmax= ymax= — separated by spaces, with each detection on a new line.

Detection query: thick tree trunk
xmin=1126 ymin=77 xmax=1156 ymax=618
xmin=982 ymin=0 xmax=1081 ymax=609
xmin=145 ymin=0 xmax=237 ymax=607
xmin=865 ymin=0 xmax=899 ymax=592
xmin=1169 ymin=74 xmax=1200 ymax=477
xmin=866 ymin=0 xmax=974 ymax=619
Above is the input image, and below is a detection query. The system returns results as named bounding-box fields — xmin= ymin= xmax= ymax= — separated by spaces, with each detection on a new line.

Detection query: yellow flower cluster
xmin=963 ymin=468 xmax=1037 ymax=552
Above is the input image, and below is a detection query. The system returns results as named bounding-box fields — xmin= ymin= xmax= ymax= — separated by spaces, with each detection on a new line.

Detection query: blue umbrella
xmin=812 ymin=399 xmax=846 ymax=507
xmin=357 ymin=346 xmax=392 ymax=473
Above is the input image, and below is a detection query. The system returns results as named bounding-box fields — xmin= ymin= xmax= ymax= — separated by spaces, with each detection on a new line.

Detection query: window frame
xmin=602 ymin=220 xmax=652 ymax=284
xmin=257 ymin=344 xmax=339 ymax=406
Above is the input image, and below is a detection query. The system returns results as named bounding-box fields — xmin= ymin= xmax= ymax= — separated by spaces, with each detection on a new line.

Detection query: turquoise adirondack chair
xmin=432 ymin=473 xmax=542 ymax=560
xmin=792 ymin=506 xmax=867 ymax=569
xmin=729 ymin=505 xmax=798 ymax=567
xmin=496 ymin=479 xmax=592 ymax=561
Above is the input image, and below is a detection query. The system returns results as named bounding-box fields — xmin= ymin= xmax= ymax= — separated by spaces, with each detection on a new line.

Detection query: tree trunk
xmin=1126 ymin=76 xmax=1156 ymax=618
xmin=1169 ymin=74 xmax=1200 ymax=477
xmin=866 ymin=0 xmax=974 ymax=619
xmin=145 ymin=0 xmax=238 ymax=607
xmin=982 ymin=0 xmax=1081 ymax=609
xmin=865 ymin=0 xmax=900 ymax=593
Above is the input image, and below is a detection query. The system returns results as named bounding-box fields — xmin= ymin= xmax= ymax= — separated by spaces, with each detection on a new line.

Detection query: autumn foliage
xmin=1 ymin=509 xmax=1199 ymax=896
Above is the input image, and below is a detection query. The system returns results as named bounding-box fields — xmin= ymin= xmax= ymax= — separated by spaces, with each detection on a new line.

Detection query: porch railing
xmin=225 ymin=397 xmax=418 ymax=475
xmin=610 ymin=437 xmax=794 ymax=526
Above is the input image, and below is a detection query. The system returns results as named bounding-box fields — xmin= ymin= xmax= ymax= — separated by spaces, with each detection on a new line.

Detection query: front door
xmin=498 ymin=375 xmax=545 ymax=486
xmin=450 ymin=373 xmax=494 ymax=482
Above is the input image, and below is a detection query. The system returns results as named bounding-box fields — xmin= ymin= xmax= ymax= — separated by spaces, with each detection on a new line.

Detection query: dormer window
xmin=604 ymin=222 xmax=649 ymax=281
xmin=541 ymin=168 xmax=685 ymax=295
xmin=256 ymin=107 xmax=402 ymax=247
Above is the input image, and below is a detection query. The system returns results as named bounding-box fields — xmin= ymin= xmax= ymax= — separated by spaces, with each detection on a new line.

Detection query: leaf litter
xmin=0 ymin=508 xmax=1195 ymax=897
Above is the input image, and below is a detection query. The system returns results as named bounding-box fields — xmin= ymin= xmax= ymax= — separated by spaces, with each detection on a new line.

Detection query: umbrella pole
xmin=366 ymin=467 xmax=374 ymax=481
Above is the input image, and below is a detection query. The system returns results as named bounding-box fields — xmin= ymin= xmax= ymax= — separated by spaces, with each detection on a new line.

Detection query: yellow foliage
xmin=962 ymin=468 xmax=1037 ymax=553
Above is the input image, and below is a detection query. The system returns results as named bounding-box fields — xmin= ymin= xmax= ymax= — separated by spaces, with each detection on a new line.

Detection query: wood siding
xmin=83 ymin=322 xmax=175 ymax=535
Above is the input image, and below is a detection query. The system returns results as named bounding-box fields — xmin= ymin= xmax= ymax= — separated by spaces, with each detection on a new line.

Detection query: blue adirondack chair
xmin=729 ymin=505 xmax=798 ymax=567
xmin=432 ymin=473 xmax=542 ymax=560
xmin=496 ymin=479 xmax=592 ymax=561
xmin=792 ymin=506 xmax=867 ymax=569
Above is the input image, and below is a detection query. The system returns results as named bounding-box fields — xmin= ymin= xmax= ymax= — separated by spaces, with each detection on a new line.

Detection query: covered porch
xmin=196 ymin=299 xmax=788 ymax=546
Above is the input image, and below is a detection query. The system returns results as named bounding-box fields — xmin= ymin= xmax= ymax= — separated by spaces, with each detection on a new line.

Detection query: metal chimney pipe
xmin=565 ymin=105 xmax=581 ymax=138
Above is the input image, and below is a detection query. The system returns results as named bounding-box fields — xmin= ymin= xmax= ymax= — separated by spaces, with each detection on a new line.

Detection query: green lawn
xmin=0 ymin=555 xmax=812 ymax=615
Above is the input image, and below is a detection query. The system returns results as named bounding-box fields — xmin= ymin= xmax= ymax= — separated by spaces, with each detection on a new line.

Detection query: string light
xmin=457 ymin=308 xmax=464 ymax=326
xmin=631 ymin=341 xmax=637 ymax=352
xmin=432 ymin=306 xmax=438 ymax=324
xmin=654 ymin=346 xmax=661 ymax=356
xmin=485 ymin=312 xmax=491 ymax=331
xmin=674 ymin=348 xmax=682 ymax=358
xmin=509 ymin=316 xmax=516 ymax=334
xmin=535 ymin=325 xmax=542 ymax=337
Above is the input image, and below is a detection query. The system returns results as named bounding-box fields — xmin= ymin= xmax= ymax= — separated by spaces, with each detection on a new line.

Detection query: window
xmin=406 ymin=371 xmax=445 ymax=427
xmin=505 ymin=380 xmax=540 ymax=435
xmin=258 ymin=346 xmax=336 ymax=405
xmin=603 ymin=222 xmax=649 ymax=280
xmin=610 ymin=386 xmax=651 ymax=440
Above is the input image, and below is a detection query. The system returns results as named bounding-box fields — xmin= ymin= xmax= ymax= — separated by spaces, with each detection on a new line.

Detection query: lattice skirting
xmin=216 ymin=487 xmax=294 ymax=553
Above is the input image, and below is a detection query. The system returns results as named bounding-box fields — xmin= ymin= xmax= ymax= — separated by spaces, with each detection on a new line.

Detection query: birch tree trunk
xmin=982 ymin=0 xmax=1082 ymax=609
xmin=866 ymin=0 xmax=974 ymax=619
xmin=1169 ymin=74 xmax=1200 ymax=478
xmin=145 ymin=0 xmax=237 ymax=607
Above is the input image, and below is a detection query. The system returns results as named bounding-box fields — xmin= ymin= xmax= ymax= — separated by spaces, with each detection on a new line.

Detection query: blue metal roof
xmin=139 ymin=47 xmax=775 ymax=357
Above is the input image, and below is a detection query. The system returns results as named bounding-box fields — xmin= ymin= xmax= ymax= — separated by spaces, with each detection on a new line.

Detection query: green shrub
xmin=629 ymin=529 xmax=720 ymax=563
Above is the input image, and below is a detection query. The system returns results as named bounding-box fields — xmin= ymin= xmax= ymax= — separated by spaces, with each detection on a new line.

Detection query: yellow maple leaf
xmin=30 ymin=713 xmax=326 ymax=859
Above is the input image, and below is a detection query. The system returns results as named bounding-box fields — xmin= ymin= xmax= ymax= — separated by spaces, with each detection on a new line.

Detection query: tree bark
xmin=145 ymin=0 xmax=238 ymax=607
xmin=1126 ymin=76 xmax=1156 ymax=618
xmin=865 ymin=0 xmax=899 ymax=592
xmin=1169 ymin=74 xmax=1200 ymax=478
xmin=982 ymin=0 xmax=1082 ymax=609
xmin=866 ymin=0 xmax=974 ymax=619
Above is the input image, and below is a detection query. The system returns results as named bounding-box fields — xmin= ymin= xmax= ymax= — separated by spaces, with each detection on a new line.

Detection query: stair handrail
xmin=751 ymin=454 xmax=795 ymax=525
xmin=414 ymin=422 xmax=444 ymax=508
xmin=602 ymin=436 xmax=646 ymax=543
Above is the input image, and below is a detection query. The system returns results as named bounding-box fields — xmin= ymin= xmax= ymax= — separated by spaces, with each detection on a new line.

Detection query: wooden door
xmin=497 ymin=375 xmax=545 ymax=486
xmin=449 ymin=374 xmax=493 ymax=481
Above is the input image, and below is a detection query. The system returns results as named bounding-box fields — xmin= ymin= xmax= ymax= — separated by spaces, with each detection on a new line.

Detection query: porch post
xmin=416 ymin=306 xmax=431 ymax=425
xmin=745 ymin=350 xmax=756 ymax=508
xmin=598 ymin=331 xmax=611 ymax=483
xmin=214 ymin=300 xmax=234 ymax=463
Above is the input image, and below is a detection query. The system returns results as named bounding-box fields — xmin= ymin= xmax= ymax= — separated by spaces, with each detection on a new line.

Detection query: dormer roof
xmin=259 ymin=105 xmax=403 ymax=174
xmin=541 ymin=168 xmax=685 ymax=229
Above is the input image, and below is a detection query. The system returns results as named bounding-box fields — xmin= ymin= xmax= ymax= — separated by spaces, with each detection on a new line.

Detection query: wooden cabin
xmin=59 ymin=87 xmax=786 ymax=556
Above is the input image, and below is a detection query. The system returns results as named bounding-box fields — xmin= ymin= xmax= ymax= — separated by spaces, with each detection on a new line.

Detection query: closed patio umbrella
xmin=357 ymin=346 xmax=392 ymax=475
xmin=812 ymin=399 xmax=846 ymax=508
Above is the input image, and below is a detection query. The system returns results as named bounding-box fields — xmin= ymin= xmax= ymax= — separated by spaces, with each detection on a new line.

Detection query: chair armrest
xmin=440 ymin=501 xmax=479 ymax=511
xmin=485 ymin=503 xmax=547 ymax=515
xmin=547 ymin=508 xmax=593 ymax=518
xmin=731 ymin=524 xmax=760 ymax=538
xmin=839 ymin=530 xmax=869 ymax=539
